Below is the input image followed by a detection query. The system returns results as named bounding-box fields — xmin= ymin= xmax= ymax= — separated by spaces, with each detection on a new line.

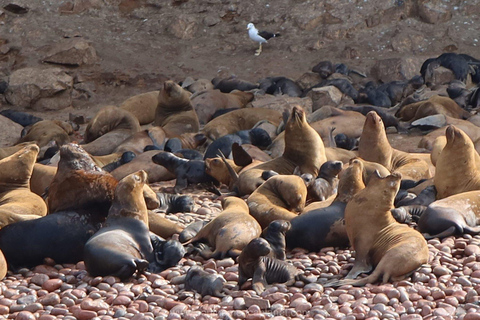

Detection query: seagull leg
xmin=255 ymin=43 xmax=262 ymax=56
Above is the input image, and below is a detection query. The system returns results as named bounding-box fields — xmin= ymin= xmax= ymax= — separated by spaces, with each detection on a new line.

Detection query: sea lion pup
xmin=17 ymin=120 xmax=74 ymax=154
xmin=396 ymin=95 xmax=470 ymax=122
xmin=185 ymin=266 xmax=225 ymax=298
xmin=324 ymin=171 xmax=429 ymax=288
xmin=212 ymin=76 xmax=258 ymax=93
xmin=119 ymin=90 xmax=159 ymax=125
xmin=235 ymin=106 xmax=326 ymax=196
xmin=286 ymin=159 xmax=365 ymax=252
xmin=152 ymin=152 xmax=218 ymax=194
xmin=191 ymin=89 xmax=254 ymax=124
xmin=358 ymin=111 xmax=431 ymax=181
xmin=185 ymin=197 xmax=261 ymax=259
xmin=238 ymin=238 xmax=308 ymax=295
xmin=84 ymin=171 xmax=158 ymax=279
xmin=46 ymin=143 xmax=118 ymax=214
xmin=434 ymin=125 xmax=480 ymax=199
xmin=154 ymin=80 xmax=199 ymax=137
xmin=0 ymin=144 xmax=48 ymax=228
xmin=82 ymin=106 xmax=141 ymax=156
xmin=0 ymin=109 xmax=43 ymax=127
xmin=301 ymin=160 xmax=343 ymax=202
xmin=416 ymin=190 xmax=480 ymax=239
xmin=247 ymin=174 xmax=307 ymax=229
xmin=202 ymin=108 xmax=283 ymax=141
xmin=261 ymin=220 xmax=290 ymax=260
xmin=156 ymin=193 xmax=194 ymax=214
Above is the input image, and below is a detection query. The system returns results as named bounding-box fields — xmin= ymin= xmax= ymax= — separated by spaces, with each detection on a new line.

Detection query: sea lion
xmin=247 ymin=174 xmax=307 ymax=229
xmin=302 ymin=161 xmax=343 ymax=202
xmin=258 ymin=76 xmax=303 ymax=97
xmin=113 ymin=127 xmax=166 ymax=155
xmin=235 ymin=106 xmax=326 ymax=195
xmin=157 ymin=193 xmax=194 ymax=214
xmin=186 ymin=197 xmax=261 ymax=259
xmin=119 ymin=91 xmax=159 ymax=125
xmin=395 ymin=95 xmax=470 ymax=122
xmin=0 ymin=142 xmax=36 ymax=160
xmin=17 ymin=120 xmax=74 ymax=155
xmin=434 ymin=125 xmax=480 ymax=199
xmin=84 ymin=171 xmax=157 ymax=279
xmin=212 ymin=76 xmax=258 ymax=93
xmin=203 ymin=128 xmax=271 ymax=159
xmin=154 ymin=80 xmax=199 ymax=137
xmin=0 ymin=144 xmax=48 ymax=228
xmin=417 ymin=190 xmax=480 ymax=239
xmin=286 ymin=159 xmax=365 ymax=252
xmin=182 ymin=77 xmax=214 ymax=93
xmin=185 ymin=266 xmax=225 ymax=298
xmin=0 ymin=250 xmax=6 ymax=280
xmin=261 ymin=220 xmax=290 ymax=260
xmin=30 ymin=163 xmax=57 ymax=196
xmin=420 ymin=53 xmax=470 ymax=82
xmin=152 ymin=152 xmax=218 ymax=193
xmin=237 ymin=238 xmax=306 ymax=295
xmin=191 ymin=89 xmax=254 ymax=124
xmin=324 ymin=171 xmax=429 ymax=287
xmin=179 ymin=221 xmax=208 ymax=243
xmin=82 ymin=106 xmax=141 ymax=156
xmin=202 ymin=108 xmax=283 ymax=141
xmin=0 ymin=109 xmax=42 ymax=127
xmin=148 ymin=211 xmax=184 ymax=239
xmin=152 ymin=237 xmax=185 ymax=271
xmin=358 ymin=111 xmax=431 ymax=181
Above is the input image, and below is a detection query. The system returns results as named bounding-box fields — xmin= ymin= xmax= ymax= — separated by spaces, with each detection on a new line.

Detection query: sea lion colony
xmin=1 ymin=53 xmax=480 ymax=318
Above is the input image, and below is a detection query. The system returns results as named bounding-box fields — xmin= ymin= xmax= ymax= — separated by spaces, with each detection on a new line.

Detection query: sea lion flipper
xmin=345 ymin=259 xmax=372 ymax=279
xmin=231 ymin=143 xmax=253 ymax=167
xmin=463 ymin=225 xmax=480 ymax=236
xmin=252 ymin=261 xmax=267 ymax=295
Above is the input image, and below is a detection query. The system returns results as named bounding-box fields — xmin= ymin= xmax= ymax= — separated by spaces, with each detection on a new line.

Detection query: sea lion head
xmin=108 ymin=170 xmax=149 ymax=225
xmin=270 ymin=175 xmax=307 ymax=213
xmin=286 ymin=106 xmax=307 ymax=130
xmin=0 ymin=144 xmax=39 ymax=189
xmin=58 ymin=143 xmax=101 ymax=172
xmin=249 ymin=128 xmax=272 ymax=149
xmin=143 ymin=184 xmax=160 ymax=210
xmin=245 ymin=238 xmax=271 ymax=257
xmin=205 ymin=157 xmax=230 ymax=184
xmin=368 ymin=170 xmax=402 ymax=205
xmin=364 ymin=111 xmax=383 ymax=130
xmin=319 ymin=161 xmax=343 ymax=180
xmin=170 ymin=195 xmax=195 ymax=213
xmin=265 ymin=220 xmax=291 ymax=235
xmin=336 ymin=158 xmax=365 ymax=203
xmin=159 ymin=81 xmax=191 ymax=110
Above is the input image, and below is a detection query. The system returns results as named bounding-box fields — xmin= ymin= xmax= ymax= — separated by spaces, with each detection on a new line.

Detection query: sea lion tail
xmin=323 ymin=270 xmax=382 ymax=288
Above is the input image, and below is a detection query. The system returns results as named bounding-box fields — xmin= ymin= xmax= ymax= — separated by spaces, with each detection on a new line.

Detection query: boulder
xmin=295 ymin=72 xmax=322 ymax=91
xmin=250 ymin=95 xmax=313 ymax=115
xmin=417 ymin=1 xmax=452 ymax=24
xmin=5 ymin=67 xmax=73 ymax=110
xmin=170 ymin=15 xmax=198 ymax=40
xmin=370 ymin=57 xmax=422 ymax=82
xmin=425 ymin=66 xmax=456 ymax=86
xmin=306 ymin=86 xmax=343 ymax=112
xmin=0 ymin=115 xmax=23 ymax=147
xmin=43 ymin=38 xmax=97 ymax=66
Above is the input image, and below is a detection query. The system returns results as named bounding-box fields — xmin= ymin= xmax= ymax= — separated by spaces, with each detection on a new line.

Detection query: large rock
xmin=306 ymin=86 xmax=343 ymax=112
xmin=5 ymin=67 xmax=73 ymax=111
xmin=295 ymin=72 xmax=322 ymax=91
xmin=425 ymin=66 xmax=456 ymax=86
xmin=370 ymin=57 xmax=422 ymax=82
xmin=417 ymin=1 xmax=452 ymax=24
xmin=250 ymin=95 xmax=312 ymax=115
xmin=0 ymin=115 xmax=23 ymax=147
xmin=169 ymin=15 xmax=198 ymax=40
xmin=43 ymin=38 xmax=97 ymax=66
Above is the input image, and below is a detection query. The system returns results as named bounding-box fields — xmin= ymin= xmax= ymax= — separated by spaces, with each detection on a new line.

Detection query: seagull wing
xmin=258 ymin=31 xmax=280 ymax=40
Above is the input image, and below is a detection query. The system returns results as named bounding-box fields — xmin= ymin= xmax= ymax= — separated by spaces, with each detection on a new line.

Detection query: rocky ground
xmin=2 ymin=0 xmax=480 ymax=319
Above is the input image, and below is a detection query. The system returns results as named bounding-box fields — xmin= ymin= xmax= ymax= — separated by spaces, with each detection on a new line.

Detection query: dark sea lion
xmin=434 ymin=125 xmax=480 ymax=199
xmin=119 ymin=90 xmax=159 ymax=125
xmin=396 ymin=95 xmax=470 ymax=122
xmin=186 ymin=197 xmax=261 ymax=259
xmin=152 ymin=237 xmax=185 ymax=271
xmin=396 ymin=185 xmax=437 ymax=207
xmin=154 ymin=80 xmax=199 ymax=137
xmin=111 ymin=150 xmax=175 ymax=183
xmin=157 ymin=193 xmax=194 ymax=214
xmin=191 ymin=89 xmax=254 ymax=124
xmin=185 ymin=266 xmax=225 ymax=298
xmin=358 ymin=111 xmax=431 ymax=181
xmin=311 ymin=60 xmax=334 ymax=78
xmin=235 ymin=106 xmax=326 ymax=195
xmin=417 ymin=190 xmax=480 ymax=239
xmin=286 ymin=159 xmax=365 ymax=252
xmin=238 ymin=238 xmax=306 ymax=295
xmin=82 ymin=105 xmax=141 ymax=156
xmin=202 ymin=108 xmax=283 ymax=141
xmin=203 ymin=128 xmax=271 ymax=159
xmin=152 ymin=152 xmax=217 ymax=193
xmin=212 ymin=76 xmax=258 ymax=93
xmin=0 ymin=109 xmax=42 ymax=127
xmin=258 ymin=76 xmax=303 ymax=97
xmin=420 ymin=53 xmax=470 ymax=82
xmin=261 ymin=220 xmax=290 ymax=260
xmin=302 ymin=160 xmax=343 ymax=202
xmin=340 ymin=105 xmax=400 ymax=129
xmin=84 ymin=171 xmax=158 ymax=279
xmin=325 ymin=171 xmax=429 ymax=287
xmin=0 ymin=144 xmax=47 ymax=228
xmin=179 ymin=221 xmax=208 ymax=243
xmin=247 ymin=174 xmax=307 ymax=229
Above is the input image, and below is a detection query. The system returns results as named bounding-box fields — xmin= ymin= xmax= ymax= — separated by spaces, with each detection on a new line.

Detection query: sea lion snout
xmin=445 ymin=125 xmax=456 ymax=143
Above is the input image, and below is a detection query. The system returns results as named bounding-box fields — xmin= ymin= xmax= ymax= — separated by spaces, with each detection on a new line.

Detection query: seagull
xmin=247 ymin=23 xmax=281 ymax=56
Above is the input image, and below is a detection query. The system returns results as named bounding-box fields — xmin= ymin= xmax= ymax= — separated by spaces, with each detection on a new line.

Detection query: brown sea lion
xmin=84 ymin=171 xmax=158 ymax=279
xmin=82 ymin=106 xmax=141 ymax=156
xmin=119 ymin=91 xmax=159 ymax=125
xmin=0 ymin=250 xmax=6 ymax=280
xmin=358 ymin=111 xmax=431 ymax=181
xmin=325 ymin=171 xmax=429 ymax=287
xmin=238 ymin=238 xmax=307 ymax=295
xmin=235 ymin=106 xmax=326 ymax=195
xmin=396 ymin=95 xmax=470 ymax=121
xmin=417 ymin=190 xmax=480 ymax=239
xmin=191 ymin=89 xmax=254 ymax=124
xmin=0 ymin=142 xmax=37 ymax=160
xmin=185 ymin=266 xmax=225 ymax=298
xmin=114 ymin=127 xmax=166 ymax=155
xmin=286 ymin=159 xmax=365 ymax=251
xmin=202 ymin=108 xmax=283 ymax=141
xmin=186 ymin=197 xmax=262 ymax=259
xmin=247 ymin=175 xmax=307 ymax=229
xmin=148 ymin=211 xmax=184 ymax=239
xmin=154 ymin=80 xmax=199 ymax=137
xmin=30 ymin=163 xmax=57 ymax=196
xmin=17 ymin=120 xmax=74 ymax=155
xmin=0 ymin=144 xmax=48 ymax=228
xmin=434 ymin=125 xmax=480 ymax=199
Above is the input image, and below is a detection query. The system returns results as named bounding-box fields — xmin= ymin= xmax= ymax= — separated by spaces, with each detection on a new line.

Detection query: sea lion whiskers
xmin=218 ymin=149 xmax=239 ymax=183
